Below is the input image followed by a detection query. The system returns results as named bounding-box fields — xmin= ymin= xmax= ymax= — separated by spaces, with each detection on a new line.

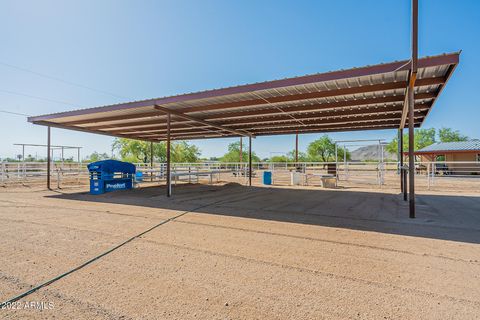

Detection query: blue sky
xmin=0 ymin=0 xmax=478 ymax=160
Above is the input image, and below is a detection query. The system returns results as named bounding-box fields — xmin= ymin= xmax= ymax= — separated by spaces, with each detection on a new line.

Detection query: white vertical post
xmin=22 ymin=145 xmax=26 ymax=180
xmin=427 ymin=162 xmax=430 ymax=190
xmin=335 ymin=143 xmax=338 ymax=181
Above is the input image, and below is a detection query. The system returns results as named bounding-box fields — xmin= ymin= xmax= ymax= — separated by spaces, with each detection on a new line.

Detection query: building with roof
xmin=412 ymin=140 xmax=480 ymax=175
xmin=414 ymin=140 xmax=480 ymax=160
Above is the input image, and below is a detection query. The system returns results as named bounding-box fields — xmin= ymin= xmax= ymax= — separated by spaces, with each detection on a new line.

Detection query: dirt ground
xmin=0 ymin=182 xmax=479 ymax=319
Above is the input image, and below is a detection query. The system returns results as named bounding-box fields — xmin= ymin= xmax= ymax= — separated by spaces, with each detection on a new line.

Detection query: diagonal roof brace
xmin=154 ymin=104 xmax=253 ymax=138
xmin=399 ymin=70 xmax=416 ymax=129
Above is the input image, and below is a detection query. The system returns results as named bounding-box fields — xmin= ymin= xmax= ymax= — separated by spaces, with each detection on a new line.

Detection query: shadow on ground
xmin=48 ymin=183 xmax=480 ymax=244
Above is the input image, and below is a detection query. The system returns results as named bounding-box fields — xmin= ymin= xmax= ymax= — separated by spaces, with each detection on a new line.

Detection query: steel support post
xmin=399 ymin=128 xmax=407 ymax=200
xmin=295 ymin=133 xmax=299 ymax=163
xmin=239 ymin=137 xmax=243 ymax=163
xmin=150 ymin=141 xmax=154 ymax=182
xmin=408 ymin=82 xmax=416 ymax=218
xmin=248 ymin=136 xmax=252 ymax=186
xmin=47 ymin=126 xmax=51 ymax=190
xmin=408 ymin=0 xmax=418 ymax=219
xmin=22 ymin=145 xmax=25 ymax=179
xmin=166 ymin=113 xmax=171 ymax=197
xmin=77 ymin=147 xmax=81 ymax=182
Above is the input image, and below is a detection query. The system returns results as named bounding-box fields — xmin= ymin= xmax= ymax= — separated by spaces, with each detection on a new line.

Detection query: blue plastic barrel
xmin=263 ymin=171 xmax=272 ymax=185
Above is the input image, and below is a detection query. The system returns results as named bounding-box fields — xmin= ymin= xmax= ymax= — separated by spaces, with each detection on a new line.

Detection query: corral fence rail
xmin=1 ymin=160 xmax=479 ymax=192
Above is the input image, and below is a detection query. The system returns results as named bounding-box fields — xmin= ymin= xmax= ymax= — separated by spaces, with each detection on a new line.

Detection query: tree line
xmin=385 ymin=127 xmax=469 ymax=155
xmin=87 ymin=136 xmax=349 ymax=163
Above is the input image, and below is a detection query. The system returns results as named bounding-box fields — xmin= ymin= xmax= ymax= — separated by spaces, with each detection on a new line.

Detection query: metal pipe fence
xmin=1 ymin=160 xmax=479 ymax=192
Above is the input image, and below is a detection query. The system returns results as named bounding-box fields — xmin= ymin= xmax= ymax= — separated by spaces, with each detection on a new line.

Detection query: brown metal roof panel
xmin=50 ymin=106 xmax=156 ymax=124
xmin=28 ymin=52 xmax=459 ymax=123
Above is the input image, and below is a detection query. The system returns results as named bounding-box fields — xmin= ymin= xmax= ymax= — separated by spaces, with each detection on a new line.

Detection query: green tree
xmin=269 ymin=155 xmax=289 ymax=162
xmin=112 ymin=139 xmax=153 ymax=163
xmin=438 ymin=127 xmax=468 ymax=142
xmin=171 ymin=141 xmax=201 ymax=162
xmin=386 ymin=128 xmax=436 ymax=154
xmin=269 ymin=150 xmax=308 ymax=162
xmin=86 ymin=151 xmax=110 ymax=162
xmin=112 ymin=139 xmax=200 ymax=163
xmin=220 ymin=141 xmax=260 ymax=162
xmin=286 ymin=150 xmax=308 ymax=162
xmin=306 ymin=135 xmax=350 ymax=162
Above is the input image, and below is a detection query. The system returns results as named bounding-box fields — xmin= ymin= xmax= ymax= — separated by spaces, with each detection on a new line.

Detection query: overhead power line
xmin=0 ymin=61 xmax=130 ymax=100
xmin=0 ymin=109 xmax=31 ymax=117
xmin=0 ymin=88 xmax=77 ymax=106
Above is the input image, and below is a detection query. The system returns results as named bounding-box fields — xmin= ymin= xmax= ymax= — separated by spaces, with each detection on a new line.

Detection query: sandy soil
xmin=0 ymin=183 xmax=479 ymax=319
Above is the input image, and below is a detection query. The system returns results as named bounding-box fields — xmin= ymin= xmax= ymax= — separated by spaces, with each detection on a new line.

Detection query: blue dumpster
xmin=263 ymin=171 xmax=272 ymax=185
xmin=87 ymin=160 xmax=136 ymax=195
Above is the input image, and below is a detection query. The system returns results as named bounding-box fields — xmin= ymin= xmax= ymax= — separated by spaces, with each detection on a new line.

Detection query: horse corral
xmin=2 ymin=2 xmax=479 ymax=318
xmin=1 ymin=181 xmax=480 ymax=319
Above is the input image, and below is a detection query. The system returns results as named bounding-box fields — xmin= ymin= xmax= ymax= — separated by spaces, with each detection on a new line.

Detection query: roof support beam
xmin=139 ymin=117 xmax=423 ymax=140
xmin=61 ymin=111 xmax=166 ymax=126
xmin=33 ymin=120 xmax=159 ymax=142
xmin=120 ymin=126 xmax=227 ymax=136
xmin=223 ymin=105 xmax=429 ymax=127
xmin=178 ymin=76 xmax=445 ymax=114
xmin=244 ymin=116 xmax=424 ymax=132
xmin=153 ymin=105 xmax=252 ymax=138
xmin=111 ymin=106 xmax=428 ymax=135
xmin=143 ymin=120 xmax=422 ymax=141
xmin=399 ymin=79 xmax=411 ymax=129
xmin=125 ymin=107 xmax=428 ymax=137
xmin=205 ymin=93 xmax=435 ymax=122
xmin=251 ymin=121 xmax=422 ymax=137
xmin=90 ymin=94 xmax=434 ymax=132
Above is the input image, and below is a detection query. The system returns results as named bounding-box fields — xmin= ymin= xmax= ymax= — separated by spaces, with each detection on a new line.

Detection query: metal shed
xmin=28 ymin=53 xmax=457 ymax=141
xmin=27 ymin=0 xmax=459 ymax=218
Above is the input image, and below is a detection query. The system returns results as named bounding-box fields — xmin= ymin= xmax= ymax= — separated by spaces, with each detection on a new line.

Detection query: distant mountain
xmin=350 ymin=145 xmax=397 ymax=161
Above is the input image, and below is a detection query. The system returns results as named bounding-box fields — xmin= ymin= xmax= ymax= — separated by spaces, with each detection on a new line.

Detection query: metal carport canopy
xmin=28 ymin=52 xmax=459 ymax=141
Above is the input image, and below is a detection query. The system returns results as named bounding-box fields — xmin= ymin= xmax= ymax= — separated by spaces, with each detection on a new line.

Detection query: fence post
xmin=432 ymin=162 xmax=435 ymax=185
xmin=427 ymin=162 xmax=430 ymax=190
xmin=57 ymin=170 xmax=60 ymax=189
xmin=376 ymin=163 xmax=380 ymax=186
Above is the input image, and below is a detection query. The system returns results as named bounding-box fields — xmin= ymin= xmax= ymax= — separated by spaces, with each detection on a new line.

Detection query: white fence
xmin=1 ymin=160 xmax=479 ymax=192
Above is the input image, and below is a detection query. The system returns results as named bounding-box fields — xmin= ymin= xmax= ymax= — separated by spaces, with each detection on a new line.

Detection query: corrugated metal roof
xmin=417 ymin=140 xmax=480 ymax=153
xmin=27 ymin=52 xmax=460 ymax=142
